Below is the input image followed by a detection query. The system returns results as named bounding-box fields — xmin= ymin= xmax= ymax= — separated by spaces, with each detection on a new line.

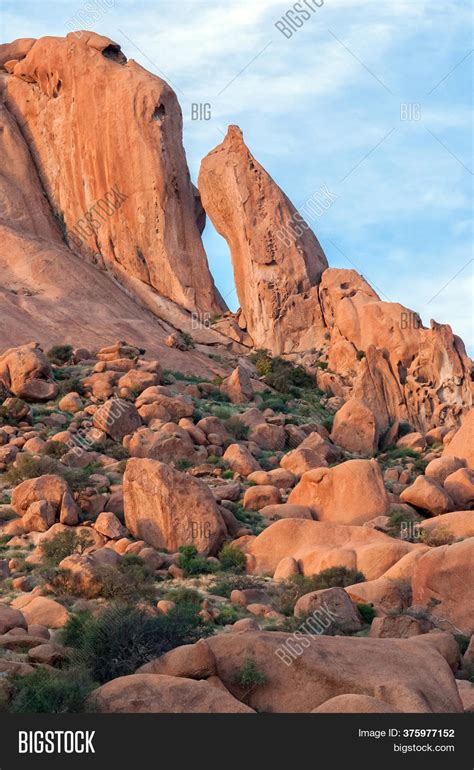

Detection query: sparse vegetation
xmin=218 ymin=543 xmax=247 ymax=572
xmin=47 ymin=345 xmax=73 ymax=365
xmin=62 ymin=605 xmax=209 ymax=684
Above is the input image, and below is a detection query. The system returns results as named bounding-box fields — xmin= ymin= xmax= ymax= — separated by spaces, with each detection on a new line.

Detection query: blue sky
xmin=2 ymin=0 xmax=473 ymax=353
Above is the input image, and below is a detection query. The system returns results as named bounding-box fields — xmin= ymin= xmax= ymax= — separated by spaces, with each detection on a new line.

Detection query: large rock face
xmin=123 ymin=458 xmax=227 ymax=555
xmin=3 ymin=33 xmax=224 ymax=321
xmin=199 ymin=125 xmax=328 ymax=354
xmin=203 ymin=632 xmax=461 ymax=713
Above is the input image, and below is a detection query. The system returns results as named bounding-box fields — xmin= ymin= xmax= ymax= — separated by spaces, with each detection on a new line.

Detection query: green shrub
xmin=177 ymin=545 xmax=216 ymax=577
xmin=357 ymin=603 xmax=376 ymax=624
xmin=234 ymin=658 xmax=267 ymax=692
xmin=64 ymin=605 xmax=208 ymax=684
xmin=0 ymin=397 xmax=29 ymax=426
xmin=386 ymin=507 xmax=423 ymax=539
xmin=213 ymin=406 xmax=232 ymax=420
xmin=225 ymin=416 xmax=249 ymax=440
xmin=40 ymin=529 xmax=94 ymax=568
xmin=47 ymin=345 xmax=73 ymax=365
xmin=8 ymin=667 xmax=95 ymax=713
xmin=56 ymin=378 xmax=85 ymax=397
xmin=218 ymin=543 xmax=247 ymax=572
xmin=356 ymin=350 xmax=365 ymax=360
xmin=43 ymin=440 xmax=68 ymax=458
xmin=272 ymin=567 xmax=366 ymax=615
xmin=3 ymin=454 xmax=98 ymax=490
xmin=214 ymin=606 xmax=240 ymax=626
xmin=252 ymin=352 xmax=312 ymax=392
xmin=163 ymin=586 xmax=202 ymax=609
xmin=208 ymin=574 xmax=267 ymax=598
xmin=94 ymin=554 xmax=155 ymax=603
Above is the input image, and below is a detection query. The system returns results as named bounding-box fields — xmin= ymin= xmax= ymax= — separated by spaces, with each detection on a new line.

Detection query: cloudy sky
xmin=2 ymin=0 xmax=473 ymax=352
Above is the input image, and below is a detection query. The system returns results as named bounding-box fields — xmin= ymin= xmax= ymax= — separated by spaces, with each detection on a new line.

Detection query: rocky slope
xmin=0 ymin=343 xmax=473 ymax=714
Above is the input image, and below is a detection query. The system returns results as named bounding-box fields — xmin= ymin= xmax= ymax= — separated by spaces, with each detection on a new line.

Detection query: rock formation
xmin=199 ymin=125 xmax=328 ymax=353
xmin=2 ymin=32 xmax=224 ymax=322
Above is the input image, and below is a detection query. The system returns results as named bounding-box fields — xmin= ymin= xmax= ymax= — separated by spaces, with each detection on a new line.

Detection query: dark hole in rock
xmin=101 ymin=45 xmax=127 ymax=64
xmin=152 ymin=103 xmax=166 ymax=122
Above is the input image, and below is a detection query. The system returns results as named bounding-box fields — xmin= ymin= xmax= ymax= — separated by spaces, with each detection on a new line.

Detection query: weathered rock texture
xmin=199 ymin=125 xmax=328 ymax=354
xmin=3 ymin=32 xmax=224 ymax=321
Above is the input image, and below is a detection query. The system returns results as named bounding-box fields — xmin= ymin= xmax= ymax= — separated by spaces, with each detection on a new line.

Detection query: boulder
xmin=369 ymin=615 xmax=428 ymax=638
xmin=331 ymin=398 xmax=378 ymax=454
xmin=259 ymin=503 xmax=313 ymax=521
xmin=294 ymin=586 xmax=362 ymax=633
xmin=137 ymin=640 xmax=216 ymax=679
xmin=313 ymin=694 xmax=400 ymax=713
xmin=288 ymin=459 xmax=389 ymax=525
xmin=244 ymin=518 xmax=417 ymax=580
xmin=94 ymin=511 xmax=127 ymax=540
xmin=412 ymin=539 xmax=474 ymax=634
xmin=123 ymin=458 xmax=226 ymax=555
xmin=12 ymin=475 xmax=69 ymax=516
xmin=443 ymin=410 xmax=474 ymax=468
xmin=91 ymin=674 xmax=254 ymax=713
xmin=243 ymin=485 xmax=282 ymax=511
xmin=22 ymin=499 xmax=55 ymax=532
xmin=444 ymin=468 xmax=474 ymax=510
xmin=18 ymin=596 xmax=69 ymax=629
xmin=0 ymin=342 xmax=57 ymax=401
xmin=280 ymin=447 xmax=328 ymax=477
xmin=0 ymin=604 xmax=27 ymax=635
xmin=93 ymin=398 xmax=141 ymax=441
xmin=425 ymin=455 xmax=465 ymax=486
xmin=418 ymin=511 xmax=474 ymax=542
xmin=220 ymin=364 xmax=253 ymax=404
xmin=201 ymin=631 xmax=462 ymax=712
xmin=223 ymin=444 xmax=261 ymax=476
xmin=400 ymin=476 xmax=453 ymax=516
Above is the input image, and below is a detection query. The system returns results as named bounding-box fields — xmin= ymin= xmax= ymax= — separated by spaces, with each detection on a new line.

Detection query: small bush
xmin=0 ymin=397 xmax=29 ymax=426
xmin=386 ymin=507 xmax=423 ymax=539
xmin=357 ymin=603 xmax=376 ymax=624
xmin=225 ymin=417 xmax=249 ymax=440
xmin=356 ymin=350 xmax=365 ymax=360
xmin=163 ymin=587 xmax=202 ymax=609
xmin=218 ymin=543 xmax=247 ymax=572
xmin=252 ymin=352 xmax=312 ymax=393
xmin=420 ymin=528 xmax=455 ymax=547
xmin=64 ymin=605 xmax=208 ymax=684
xmin=40 ymin=529 xmax=94 ymax=568
xmin=208 ymin=574 xmax=267 ymax=598
xmin=3 ymin=454 xmax=98 ymax=490
xmin=47 ymin=345 xmax=73 ymax=366
xmin=94 ymin=554 xmax=155 ymax=603
xmin=177 ymin=545 xmax=217 ymax=577
xmin=234 ymin=658 xmax=267 ymax=693
xmin=8 ymin=667 xmax=95 ymax=713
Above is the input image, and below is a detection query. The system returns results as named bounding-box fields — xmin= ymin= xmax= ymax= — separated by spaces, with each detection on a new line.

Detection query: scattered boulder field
xmin=0 ymin=340 xmax=473 ymax=714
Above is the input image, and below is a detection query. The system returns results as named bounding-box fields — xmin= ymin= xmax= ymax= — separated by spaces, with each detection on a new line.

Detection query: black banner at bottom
xmin=0 ymin=713 xmax=472 ymax=769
